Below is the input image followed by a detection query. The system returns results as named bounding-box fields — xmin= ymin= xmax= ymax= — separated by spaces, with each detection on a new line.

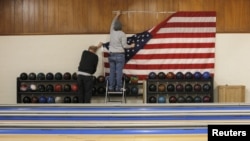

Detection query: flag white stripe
xmin=130 ymin=48 xmax=215 ymax=54
xmin=157 ymin=27 xmax=216 ymax=33
xmin=104 ymin=58 xmax=215 ymax=65
xmin=147 ymin=37 xmax=215 ymax=44
xmin=168 ymin=17 xmax=216 ymax=23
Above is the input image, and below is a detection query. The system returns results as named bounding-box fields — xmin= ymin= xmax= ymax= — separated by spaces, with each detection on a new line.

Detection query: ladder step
xmin=107 ymin=100 xmax=123 ymax=102
xmin=108 ymin=92 xmax=123 ymax=94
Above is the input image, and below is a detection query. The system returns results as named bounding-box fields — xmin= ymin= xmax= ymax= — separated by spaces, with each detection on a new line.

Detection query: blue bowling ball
xmin=202 ymin=71 xmax=211 ymax=79
xmin=194 ymin=96 xmax=202 ymax=103
xmin=47 ymin=96 xmax=55 ymax=103
xmin=130 ymin=86 xmax=139 ymax=95
xmin=193 ymin=71 xmax=202 ymax=79
xmin=148 ymin=72 xmax=157 ymax=79
xmin=158 ymin=96 xmax=166 ymax=103
xmin=176 ymin=72 xmax=184 ymax=79
xmin=39 ymin=96 xmax=47 ymax=103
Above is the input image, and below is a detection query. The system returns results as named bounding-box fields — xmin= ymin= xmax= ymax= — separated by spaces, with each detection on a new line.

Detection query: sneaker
xmin=115 ymin=88 xmax=123 ymax=92
xmin=108 ymin=88 xmax=115 ymax=92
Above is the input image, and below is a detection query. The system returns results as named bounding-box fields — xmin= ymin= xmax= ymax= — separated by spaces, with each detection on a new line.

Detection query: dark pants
xmin=77 ymin=75 xmax=94 ymax=103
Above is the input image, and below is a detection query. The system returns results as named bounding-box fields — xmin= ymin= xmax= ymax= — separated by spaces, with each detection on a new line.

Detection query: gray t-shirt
xmin=109 ymin=16 xmax=131 ymax=53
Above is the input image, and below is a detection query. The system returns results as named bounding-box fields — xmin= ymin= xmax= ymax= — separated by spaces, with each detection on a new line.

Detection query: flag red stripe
xmin=163 ymin=22 xmax=216 ymax=27
xmin=144 ymin=43 xmax=215 ymax=49
xmin=153 ymin=33 xmax=215 ymax=38
xmin=132 ymin=53 xmax=215 ymax=59
xmin=173 ymin=11 xmax=216 ymax=17
xmin=124 ymin=64 xmax=214 ymax=70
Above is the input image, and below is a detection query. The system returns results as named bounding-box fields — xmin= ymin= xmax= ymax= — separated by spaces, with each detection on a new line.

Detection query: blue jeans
xmin=108 ymin=53 xmax=125 ymax=91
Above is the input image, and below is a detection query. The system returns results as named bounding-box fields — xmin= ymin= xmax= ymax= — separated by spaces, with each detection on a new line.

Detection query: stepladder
xmin=105 ymin=77 xmax=126 ymax=103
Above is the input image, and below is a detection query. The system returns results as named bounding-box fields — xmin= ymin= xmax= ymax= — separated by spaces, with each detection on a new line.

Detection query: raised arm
xmin=110 ymin=11 xmax=121 ymax=32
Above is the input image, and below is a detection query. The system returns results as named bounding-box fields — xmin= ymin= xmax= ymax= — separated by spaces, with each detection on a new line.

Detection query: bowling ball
xmin=72 ymin=72 xmax=78 ymax=80
xmin=130 ymin=75 xmax=139 ymax=84
xmin=29 ymin=84 xmax=37 ymax=92
xmin=169 ymin=96 xmax=177 ymax=103
xmin=125 ymin=87 xmax=130 ymax=95
xmin=177 ymin=96 xmax=186 ymax=103
xmin=175 ymin=83 xmax=184 ymax=92
xmin=185 ymin=84 xmax=193 ymax=92
xmin=186 ymin=96 xmax=194 ymax=103
xmin=46 ymin=72 xmax=54 ymax=80
xmin=20 ymin=83 xmax=28 ymax=92
xmin=176 ymin=72 xmax=184 ymax=79
xmin=54 ymin=84 xmax=62 ymax=92
xmin=166 ymin=72 xmax=175 ymax=79
xmin=97 ymin=86 xmax=106 ymax=95
xmin=158 ymin=72 xmax=166 ymax=79
xmin=194 ymin=83 xmax=202 ymax=92
xmin=193 ymin=71 xmax=202 ymax=79
xmin=123 ymin=74 xmax=130 ymax=83
xmin=72 ymin=96 xmax=79 ymax=103
xmin=63 ymin=84 xmax=71 ymax=92
xmin=46 ymin=84 xmax=54 ymax=92
xmin=55 ymin=72 xmax=63 ymax=80
xmin=71 ymin=83 xmax=78 ymax=92
xmin=203 ymin=84 xmax=211 ymax=92
xmin=63 ymin=72 xmax=71 ymax=80
xmin=148 ymin=72 xmax=157 ymax=79
xmin=92 ymin=87 xmax=97 ymax=95
xmin=158 ymin=84 xmax=166 ymax=92
xmin=184 ymin=72 xmax=193 ymax=79
xmin=97 ymin=75 xmax=105 ymax=83
xmin=28 ymin=72 xmax=36 ymax=80
xmin=20 ymin=72 xmax=28 ymax=80
xmin=64 ymin=96 xmax=71 ymax=103
xmin=55 ymin=96 xmax=63 ymax=103
xmin=194 ymin=96 xmax=202 ymax=103
xmin=148 ymin=96 xmax=157 ymax=103
xmin=23 ymin=96 xmax=31 ymax=103
xmin=202 ymin=71 xmax=211 ymax=79
xmin=158 ymin=96 xmax=166 ymax=103
xmin=37 ymin=72 xmax=45 ymax=80
xmin=167 ymin=84 xmax=175 ymax=92
xmin=39 ymin=96 xmax=47 ymax=103
xmin=37 ymin=84 xmax=46 ymax=92
xmin=131 ymin=86 xmax=139 ymax=95
xmin=203 ymin=96 xmax=211 ymax=102
xmin=93 ymin=76 xmax=97 ymax=84
xmin=31 ymin=96 xmax=39 ymax=103
xmin=47 ymin=96 xmax=55 ymax=103
xmin=148 ymin=84 xmax=157 ymax=92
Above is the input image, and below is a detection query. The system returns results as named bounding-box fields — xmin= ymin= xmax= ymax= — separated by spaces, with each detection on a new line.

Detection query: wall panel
xmin=0 ymin=0 xmax=249 ymax=35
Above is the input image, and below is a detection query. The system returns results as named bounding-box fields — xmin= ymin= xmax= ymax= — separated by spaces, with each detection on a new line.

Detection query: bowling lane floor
xmin=0 ymin=134 xmax=207 ymax=141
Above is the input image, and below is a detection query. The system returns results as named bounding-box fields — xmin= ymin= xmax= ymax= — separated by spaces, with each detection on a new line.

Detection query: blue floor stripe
xmin=1 ymin=106 xmax=250 ymax=112
xmin=0 ymin=128 xmax=207 ymax=134
xmin=0 ymin=115 xmax=249 ymax=120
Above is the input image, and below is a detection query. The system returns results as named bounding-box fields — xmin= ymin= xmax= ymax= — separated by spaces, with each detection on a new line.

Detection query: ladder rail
xmin=105 ymin=76 xmax=126 ymax=103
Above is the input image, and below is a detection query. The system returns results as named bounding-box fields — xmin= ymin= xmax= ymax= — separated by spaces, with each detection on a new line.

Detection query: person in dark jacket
xmin=77 ymin=42 xmax=102 ymax=103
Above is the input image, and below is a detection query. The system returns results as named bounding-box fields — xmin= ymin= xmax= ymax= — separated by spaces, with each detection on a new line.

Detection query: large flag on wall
xmin=103 ymin=11 xmax=216 ymax=80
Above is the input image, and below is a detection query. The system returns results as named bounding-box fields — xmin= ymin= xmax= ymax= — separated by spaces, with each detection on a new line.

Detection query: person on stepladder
xmin=77 ymin=42 xmax=102 ymax=103
xmin=108 ymin=10 xmax=135 ymax=92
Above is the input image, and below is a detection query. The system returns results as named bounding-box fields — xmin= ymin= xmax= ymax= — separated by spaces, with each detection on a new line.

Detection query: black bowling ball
xmin=148 ymin=96 xmax=157 ymax=103
xmin=64 ymin=96 xmax=71 ymax=103
xmin=23 ymin=96 xmax=31 ymax=103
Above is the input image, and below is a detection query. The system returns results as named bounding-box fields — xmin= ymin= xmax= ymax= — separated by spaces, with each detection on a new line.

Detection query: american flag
xmin=103 ymin=11 xmax=216 ymax=80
